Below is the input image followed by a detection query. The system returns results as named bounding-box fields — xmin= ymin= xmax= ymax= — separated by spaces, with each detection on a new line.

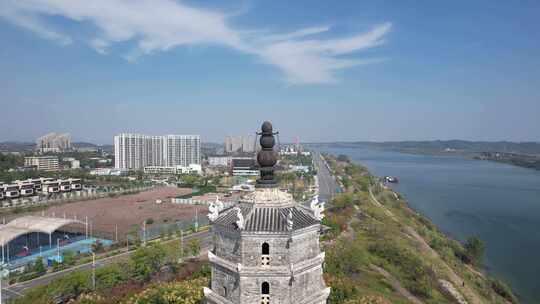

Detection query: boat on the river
xmin=384 ymin=176 xmax=399 ymax=183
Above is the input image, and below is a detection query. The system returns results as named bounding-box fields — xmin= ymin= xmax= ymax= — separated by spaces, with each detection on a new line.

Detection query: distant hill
xmin=309 ymin=140 xmax=540 ymax=156
xmin=72 ymin=142 xmax=98 ymax=148
xmin=0 ymin=141 xmax=35 ymax=153
xmin=0 ymin=141 xmax=114 ymax=153
xmin=72 ymin=142 xmax=114 ymax=153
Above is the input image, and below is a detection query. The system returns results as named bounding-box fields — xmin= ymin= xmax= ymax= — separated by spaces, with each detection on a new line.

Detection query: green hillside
xmin=321 ymin=154 xmax=517 ymax=304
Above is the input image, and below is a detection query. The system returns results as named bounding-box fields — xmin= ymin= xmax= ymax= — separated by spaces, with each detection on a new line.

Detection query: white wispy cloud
xmin=0 ymin=0 xmax=391 ymax=84
xmin=256 ymin=26 xmax=332 ymax=43
xmin=0 ymin=3 xmax=72 ymax=45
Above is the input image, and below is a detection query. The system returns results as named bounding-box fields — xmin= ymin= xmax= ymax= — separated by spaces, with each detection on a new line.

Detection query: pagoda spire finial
xmin=256 ymin=121 xmax=279 ymax=188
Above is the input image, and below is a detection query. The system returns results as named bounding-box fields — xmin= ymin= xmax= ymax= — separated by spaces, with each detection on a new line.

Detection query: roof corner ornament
xmin=215 ymin=196 xmax=224 ymax=211
xmin=287 ymin=210 xmax=294 ymax=231
xmin=207 ymin=196 xmax=224 ymax=222
xmin=234 ymin=207 xmax=245 ymax=230
xmin=310 ymin=195 xmax=325 ymax=221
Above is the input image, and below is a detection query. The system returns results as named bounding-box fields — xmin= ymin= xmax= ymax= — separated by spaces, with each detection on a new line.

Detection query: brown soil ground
xmin=30 ymin=187 xmax=208 ymax=240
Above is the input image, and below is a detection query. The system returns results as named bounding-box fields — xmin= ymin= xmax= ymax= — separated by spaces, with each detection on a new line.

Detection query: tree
xmin=95 ymin=264 xmax=125 ymax=290
xmin=464 ymin=236 xmax=485 ymax=265
xmin=188 ymin=239 xmax=201 ymax=257
xmin=128 ymin=226 xmax=141 ymax=247
xmin=50 ymin=270 xmax=91 ymax=299
xmin=332 ymin=193 xmax=354 ymax=209
xmin=91 ymin=240 xmax=104 ymax=253
xmin=33 ymin=258 xmax=46 ymax=275
xmin=337 ymin=154 xmax=350 ymax=163
xmin=63 ymin=251 xmax=76 ymax=266
xmin=129 ymin=243 xmax=166 ymax=282
xmin=167 ymin=226 xmax=174 ymax=239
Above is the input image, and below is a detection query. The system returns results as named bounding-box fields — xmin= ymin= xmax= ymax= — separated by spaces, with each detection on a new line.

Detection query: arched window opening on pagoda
xmin=261 ymin=242 xmax=270 ymax=265
xmin=223 ymin=286 xmax=227 ymax=298
xmin=261 ymin=282 xmax=270 ymax=304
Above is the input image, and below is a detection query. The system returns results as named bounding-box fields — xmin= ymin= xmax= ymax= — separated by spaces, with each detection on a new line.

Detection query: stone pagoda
xmin=204 ymin=121 xmax=330 ymax=304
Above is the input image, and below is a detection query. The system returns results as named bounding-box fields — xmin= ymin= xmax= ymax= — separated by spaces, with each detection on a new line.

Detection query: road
xmin=314 ymin=152 xmax=338 ymax=203
xmin=2 ymin=230 xmax=212 ymax=302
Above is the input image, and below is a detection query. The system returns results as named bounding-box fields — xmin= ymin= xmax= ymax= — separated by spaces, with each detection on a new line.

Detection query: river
xmin=312 ymin=144 xmax=540 ymax=304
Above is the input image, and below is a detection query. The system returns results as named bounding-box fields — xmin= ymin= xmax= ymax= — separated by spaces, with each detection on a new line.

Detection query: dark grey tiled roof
xmin=214 ymin=204 xmax=253 ymax=229
xmin=214 ymin=203 xmax=319 ymax=232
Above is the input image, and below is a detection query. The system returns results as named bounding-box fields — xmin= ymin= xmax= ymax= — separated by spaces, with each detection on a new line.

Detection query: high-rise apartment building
xmin=114 ymin=133 xmax=200 ymax=170
xmin=36 ymin=133 xmax=71 ymax=153
xmin=224 ymin=135 xmax=255 ymax=153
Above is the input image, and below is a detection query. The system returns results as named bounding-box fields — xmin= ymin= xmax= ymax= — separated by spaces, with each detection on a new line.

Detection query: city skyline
xmin=1 ymin=1 xmax=540 ymax=144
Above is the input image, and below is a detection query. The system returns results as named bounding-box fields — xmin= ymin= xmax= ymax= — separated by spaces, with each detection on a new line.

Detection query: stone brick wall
xmin=211 ymin=264 xmax=240 ymax=302
xmin=289 ymin=228 xmax=321 ymax=264
xmin=241 ymin=234 xmax=290 ymax=267
xmin=240 ymin=276 xmax=291 ymax=303
xmin=213 ymin=227 xmax=241 ymax=263
xmin=207 ymin=211 xmax=329 ymax=304
xmin=291 ymin=267 xmax=327 ymax=301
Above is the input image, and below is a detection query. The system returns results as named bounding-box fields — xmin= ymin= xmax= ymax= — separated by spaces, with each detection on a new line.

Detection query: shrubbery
xmin=14 ymin=241 xmax=172 ymax=303
xmin=129 ymin=243 xmax=167 ymax=282
xmin=15 ymin=271 xmax=92 ymax=303
xmin=326 ymin=239 xmax=369 ymax=277
xmin=490 ymin=278 xmax=518 ymax=303
xmin=326 ymin=276 xmax=359 ymax=303
xmin=95 ymin=264 xmax=126 ymax=290
xmin=464 ymin=236 xmax=485 ymax=266
xmin=332 ymin=193 xmax=355 ymax=209
xmin=368 ymin=241 xmax=433 ymax=298
xmin=122 ymin=277 xmax=207 ymax=304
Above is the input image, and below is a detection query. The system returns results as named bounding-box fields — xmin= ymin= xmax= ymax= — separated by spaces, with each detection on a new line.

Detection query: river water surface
xmin=313 ymin=144 xmax=540 ymax=303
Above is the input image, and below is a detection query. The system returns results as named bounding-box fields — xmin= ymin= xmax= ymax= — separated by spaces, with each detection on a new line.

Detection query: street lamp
xmin=143 ymin=220 xmax=146 ymax=247
xmin=91 ymin=251 xmax=96 ymax=290
xmin=0 ymin=262 xmax=8 ymax=304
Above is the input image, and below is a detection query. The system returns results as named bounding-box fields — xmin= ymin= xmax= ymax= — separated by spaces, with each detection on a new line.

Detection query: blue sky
xmin=1 ymin=0 xmax=539 ymax=144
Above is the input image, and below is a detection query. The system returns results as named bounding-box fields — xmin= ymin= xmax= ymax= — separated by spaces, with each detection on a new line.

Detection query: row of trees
xmin=0 ymin=153 xmax=24 ymax=171
xmin=15 ymin=237 xmax=203 ymax=304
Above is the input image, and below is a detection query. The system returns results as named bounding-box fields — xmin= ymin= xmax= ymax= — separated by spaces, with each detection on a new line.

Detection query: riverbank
xmin=315 ymin=144 xmax=540 ymax=303
xmin=308 ymin=142 xmax=540 ymax=172
xmin=320 ymin=153 xmax=517 ymax=304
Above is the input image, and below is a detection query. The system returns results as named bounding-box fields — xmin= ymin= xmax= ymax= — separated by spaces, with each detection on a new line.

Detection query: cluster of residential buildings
xmin=36 ymin=133 xmax=71 ymax=153
xmin=207 ymin=156 xmax=232 ymax=167
xmin=207 ymin=156 xmax=258 ymax=176
xmin=224 ymin=135 xmax=256 ymax=153
xmin=21 ymin=156 xmax=85 ymax=172
xmin=143 ymin=164 xmax=202 ymax=175
xmin=279 ymin=144 xmax=311 ymax=156
xmin=62 ymin=157 xmax=80 ymax=169
xmin=24 ymin=156 xmax=59 ymax=171
xmin=230 ymin=158 xmax=258 ymax=176
xmin=89 ymin=168 xmax=125 ymax=176
xmin=0 ymin=178 xmax=82 ymax=200
xmin=114 ymin=133 xmax=201 ymax=173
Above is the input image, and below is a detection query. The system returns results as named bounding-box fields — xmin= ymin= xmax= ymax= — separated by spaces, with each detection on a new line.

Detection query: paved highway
xmin=314 ymin=152 xmax=338 ymax=203
xmin=2 ymin=230 xmax=212 ymax=301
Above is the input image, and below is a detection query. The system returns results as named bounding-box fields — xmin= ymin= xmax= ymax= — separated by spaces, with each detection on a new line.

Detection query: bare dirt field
xmin=31 ymin=187 xmax=208 ymax=240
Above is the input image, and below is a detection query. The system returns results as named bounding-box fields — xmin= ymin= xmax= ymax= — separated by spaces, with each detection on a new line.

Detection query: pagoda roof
xmin=213 ymin=202 xmax=319 ymax=232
